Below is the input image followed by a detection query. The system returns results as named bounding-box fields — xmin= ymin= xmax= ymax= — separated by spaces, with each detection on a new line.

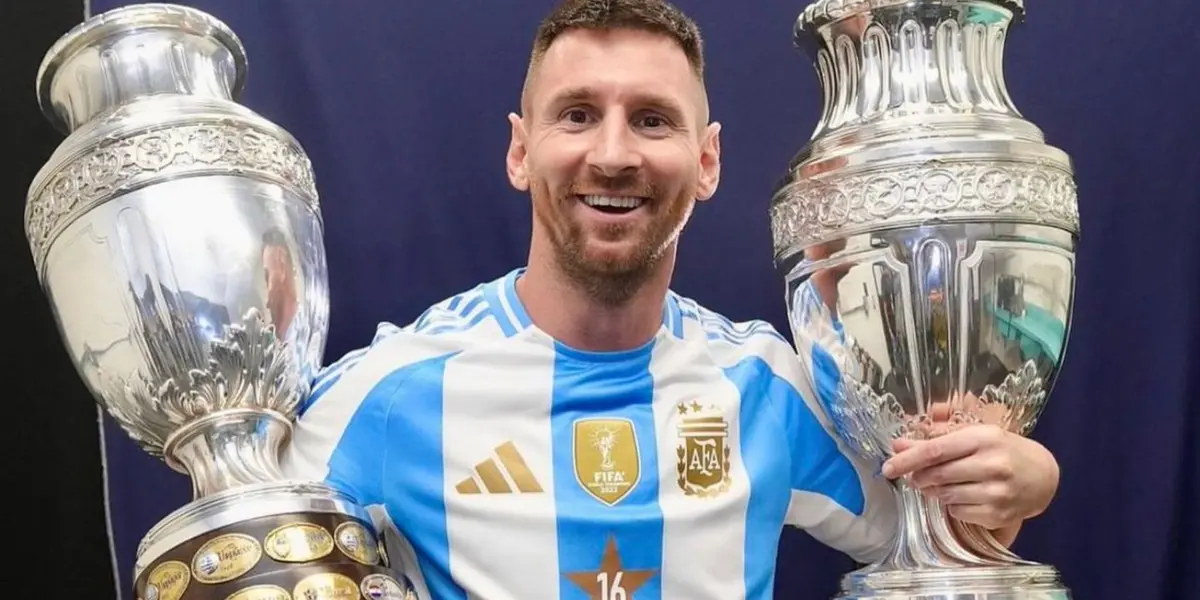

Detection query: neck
xmin=518 ymin=248 xmax=674 ymax=353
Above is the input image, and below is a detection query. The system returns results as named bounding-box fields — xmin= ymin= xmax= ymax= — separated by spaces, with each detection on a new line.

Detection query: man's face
xmin=507 ymin=27 xmax=720 ymax=296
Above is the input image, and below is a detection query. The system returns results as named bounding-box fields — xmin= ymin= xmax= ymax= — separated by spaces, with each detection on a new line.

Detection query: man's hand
xmin=880 ymin=424 xmax=1060 ymax=531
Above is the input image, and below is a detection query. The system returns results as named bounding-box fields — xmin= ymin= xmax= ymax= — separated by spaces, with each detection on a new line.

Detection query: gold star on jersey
xmin=564 ymin=535 xmax=657 ymax=599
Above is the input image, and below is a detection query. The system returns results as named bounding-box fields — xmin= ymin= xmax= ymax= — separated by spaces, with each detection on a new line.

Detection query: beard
xmin=532 ymin=171 xmax=693 ymax=307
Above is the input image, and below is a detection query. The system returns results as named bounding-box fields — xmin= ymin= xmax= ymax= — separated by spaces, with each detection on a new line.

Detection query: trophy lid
xmin=36 ymin=3 xmax=248 ymax=134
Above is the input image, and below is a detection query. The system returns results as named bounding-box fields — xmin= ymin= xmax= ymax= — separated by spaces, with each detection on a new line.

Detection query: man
xmin=280 ymin=0 xmax=1061 ymax=598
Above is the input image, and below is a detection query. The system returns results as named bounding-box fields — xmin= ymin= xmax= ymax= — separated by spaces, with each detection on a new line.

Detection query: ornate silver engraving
xmin=798 ymin=0 xmax=1025 ymax=31
xmin=771 ymin=161 xmax=1079 ymax=255
xmin=100 ymin=306 xmax=302 ymax=457
xmin=26 ymin=122 xmax=318 ymax=275
xmin=979 ymin=359 xmax=1047 ymax=436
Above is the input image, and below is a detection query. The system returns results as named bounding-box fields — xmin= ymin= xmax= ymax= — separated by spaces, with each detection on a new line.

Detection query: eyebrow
xmin=548 ymin=85 xmax=689 ymax=122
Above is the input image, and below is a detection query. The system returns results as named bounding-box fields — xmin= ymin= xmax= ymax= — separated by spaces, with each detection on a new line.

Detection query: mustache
xmin=565 ymin=174 xmax=658 ymax=199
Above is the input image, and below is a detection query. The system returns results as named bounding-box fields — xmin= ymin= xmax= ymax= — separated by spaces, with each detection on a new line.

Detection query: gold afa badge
xmin=573 ymin=417 xmax=641 ymax=506
xmin=190 ymin=533 xmax=263 ymax=584
xmin=675 ymin=401 xmax=732 ymax=497
xmin=293 ymin=572 xmax=360 ymax=599
xmin=224 ymin=584 xmax=291 ymax=600
xmin=143 ymin=560 xmax=190 ymax=600
xmin=264 ymin=522 xmax=334 ymax=563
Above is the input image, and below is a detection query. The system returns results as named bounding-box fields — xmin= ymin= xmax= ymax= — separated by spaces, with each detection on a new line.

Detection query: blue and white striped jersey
xmin=280 ymin=268 xmax=897 ymax=599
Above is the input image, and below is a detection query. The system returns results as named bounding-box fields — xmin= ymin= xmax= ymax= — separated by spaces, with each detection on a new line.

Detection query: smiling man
xmin=280 ymin=0 xmax=1062 ymax=598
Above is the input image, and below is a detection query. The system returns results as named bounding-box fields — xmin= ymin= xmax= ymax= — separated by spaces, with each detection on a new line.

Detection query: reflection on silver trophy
xmin=771 ymin=0 xmax=1078 ymax=598
xmin=26 ymin=4 xmax=415 ymax=598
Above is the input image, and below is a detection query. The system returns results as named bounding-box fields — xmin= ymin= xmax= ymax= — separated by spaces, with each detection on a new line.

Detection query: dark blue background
xmin=92 ymin=1 xmax=1200 ymax=598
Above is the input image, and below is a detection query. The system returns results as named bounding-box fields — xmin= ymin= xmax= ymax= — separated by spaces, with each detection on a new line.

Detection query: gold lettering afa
xmin=676 ymin=402 xmax=733 ymax=497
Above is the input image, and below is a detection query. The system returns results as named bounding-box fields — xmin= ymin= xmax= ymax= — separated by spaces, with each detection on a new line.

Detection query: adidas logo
xmin=455 ymin=441 xmax=543 ymax=494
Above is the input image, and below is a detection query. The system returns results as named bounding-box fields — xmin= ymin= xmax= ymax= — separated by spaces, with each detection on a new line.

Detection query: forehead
xmin=530 ymin=28 xmax=700 ymax=110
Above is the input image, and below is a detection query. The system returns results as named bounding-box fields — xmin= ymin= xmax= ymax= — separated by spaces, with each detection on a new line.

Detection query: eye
xmin=642 ymin=115 xmax=664 ymax=127
xmin=562 ymin=108 xmax=591 ymax=124
xmin=636 ymin=113 xmax=671 ymax=130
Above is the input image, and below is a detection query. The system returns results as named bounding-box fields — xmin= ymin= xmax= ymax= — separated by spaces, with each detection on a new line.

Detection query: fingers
xmin=909 ymin=453 xmax=1014 ymax=489
xmin=944 ymin=498 xmax=1019 ymax=530
xmin=883 ymin=425 xmax=1006 ymax=479
xmin=883 ymin=432 xmax=977 ymax=478
xmin=924 ymin=482 xmax=999 ymax=505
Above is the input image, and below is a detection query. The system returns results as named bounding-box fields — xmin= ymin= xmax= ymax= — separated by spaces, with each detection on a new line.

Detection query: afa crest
xmin=675 ymin=401 xmax=732 ymax=497
xmin=573 ymin=418 xmax=641 ymax=506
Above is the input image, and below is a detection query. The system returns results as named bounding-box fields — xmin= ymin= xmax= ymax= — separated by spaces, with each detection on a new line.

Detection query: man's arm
xmin=280 ymin=323 xmax=415 ymax=505
xmin=751 ymin=328 xmax=898 ymax=565
xmin=280 ymin=343 xmax=393 ymax=507
xmin=778 ymin=338 xmax=898 ymax=564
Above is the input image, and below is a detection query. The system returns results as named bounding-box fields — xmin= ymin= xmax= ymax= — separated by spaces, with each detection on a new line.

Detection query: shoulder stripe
xmin=663 ymin=293 xmax=684 ymax=338
xmin=411 ymin=285 xmax=490 ymax=335
xmin=675 ymin=296 xmax=788 ymax=346
xmin=299 ymin=285 xmax=490 ymax=417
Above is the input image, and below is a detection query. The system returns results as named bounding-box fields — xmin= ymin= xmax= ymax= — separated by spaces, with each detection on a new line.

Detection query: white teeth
xmin=582 ymin=195 xmax=645 ymax=208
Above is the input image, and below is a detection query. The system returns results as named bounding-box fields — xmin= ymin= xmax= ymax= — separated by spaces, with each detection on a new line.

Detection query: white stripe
xmin=652 ymin=333 xmax=749 ymax=598
xmin=97 ymin=409 xmax=123 ymax=600
xmin=440 ymin=337 xmax=559 ymax=598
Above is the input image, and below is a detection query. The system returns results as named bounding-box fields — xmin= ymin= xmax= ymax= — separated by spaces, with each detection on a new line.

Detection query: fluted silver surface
xmin=772 ymin=1 xmax=1077 ymax=597
xmin=27 ymin=3 xmax=327 ymax=500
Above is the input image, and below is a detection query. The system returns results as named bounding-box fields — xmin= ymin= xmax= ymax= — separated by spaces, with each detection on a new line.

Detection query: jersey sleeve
xmin=279 ymin=322 xmax=443 ymax=507
xmin=758 ymin=323 xmax=898 ymax=565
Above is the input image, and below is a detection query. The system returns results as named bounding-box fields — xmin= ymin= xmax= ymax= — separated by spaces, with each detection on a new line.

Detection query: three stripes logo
xmin=455 ymin=441 xmax=543 ymax=494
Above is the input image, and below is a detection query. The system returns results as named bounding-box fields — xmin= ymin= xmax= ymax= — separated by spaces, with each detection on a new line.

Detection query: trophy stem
xmin=951 ymin=517 xmax=1036 ymax=565
xmin=162 ymin=408 xmax=291 ymax=500
xmin=881 ymin=481 xmax=956 ymax=568
xmin=917 ymin=494 xmax=1000 ymax=566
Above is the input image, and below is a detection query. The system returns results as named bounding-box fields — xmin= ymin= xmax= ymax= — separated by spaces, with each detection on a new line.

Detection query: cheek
xmin=528 ymin=138 xmax=588 ymax=185
xmin=645 ymin=146 xmax=700 ymax=191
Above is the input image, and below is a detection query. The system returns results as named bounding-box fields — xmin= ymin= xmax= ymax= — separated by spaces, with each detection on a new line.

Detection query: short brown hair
xmin=522 ymin=0 xmax=706 ymax=106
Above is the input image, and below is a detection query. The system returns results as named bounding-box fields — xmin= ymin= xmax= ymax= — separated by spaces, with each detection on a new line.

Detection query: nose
xmin=586 ymin=114 xmax=642 ymax=178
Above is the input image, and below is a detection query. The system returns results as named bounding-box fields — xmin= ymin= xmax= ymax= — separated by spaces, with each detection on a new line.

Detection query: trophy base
xmin=836 ymin=564 xmax=1072 ymax=600
xmin=133 ymin=480 xmax=416 ymax=599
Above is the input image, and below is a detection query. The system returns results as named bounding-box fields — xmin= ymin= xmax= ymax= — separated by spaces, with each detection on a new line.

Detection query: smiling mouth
xmin=578 ymin=194 xmax=647 ymax=215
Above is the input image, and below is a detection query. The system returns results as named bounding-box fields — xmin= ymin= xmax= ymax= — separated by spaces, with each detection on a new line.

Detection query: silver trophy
xmin=770 ymin=0 xmax=1077 ymax=598
xmin=26 ymin=4 xmax=415 ymax=598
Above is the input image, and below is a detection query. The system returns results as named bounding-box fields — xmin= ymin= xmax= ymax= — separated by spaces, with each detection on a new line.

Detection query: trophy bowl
xmin=770 ymin=0 xmax=1078 ymax=598
xmin=26 ymin=4 xmax=416 ymax=598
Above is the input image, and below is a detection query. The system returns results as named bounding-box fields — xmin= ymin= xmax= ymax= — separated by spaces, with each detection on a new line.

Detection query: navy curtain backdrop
xmin=89 ymin=1 xmax=1199 ymax=598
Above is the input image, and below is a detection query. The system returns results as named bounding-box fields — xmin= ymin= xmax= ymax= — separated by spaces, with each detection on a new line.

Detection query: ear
xmin=695 ymin=121 xmax=721 ymax=201
xmin=506 ymin=112 xmax=530 ymax=192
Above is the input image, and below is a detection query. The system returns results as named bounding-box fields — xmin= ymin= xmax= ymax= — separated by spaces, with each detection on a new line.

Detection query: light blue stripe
xmin=665 ymin=294 xmax=684 ymax=338
xmin=423 ymin=308 xmax=491 ymax=336
xmin=374 ymin=352 xmax=467 ymax=600
xmin=724 ymin=357 xmax=793 ymax=600
xmin=483 ymin=277 xmax=517 ymax=337
xmin=550 ymin=341 xmax=663 ymax=599
xmin=801 ymin=347 xmax=868 ymax=514
xmin=503 ymin=269 xmax=533 ymax=329
xmin=412 ymin=305 xmax=439 ymax=331
xmin=457 ymin=294 xmax=485 ymax=322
